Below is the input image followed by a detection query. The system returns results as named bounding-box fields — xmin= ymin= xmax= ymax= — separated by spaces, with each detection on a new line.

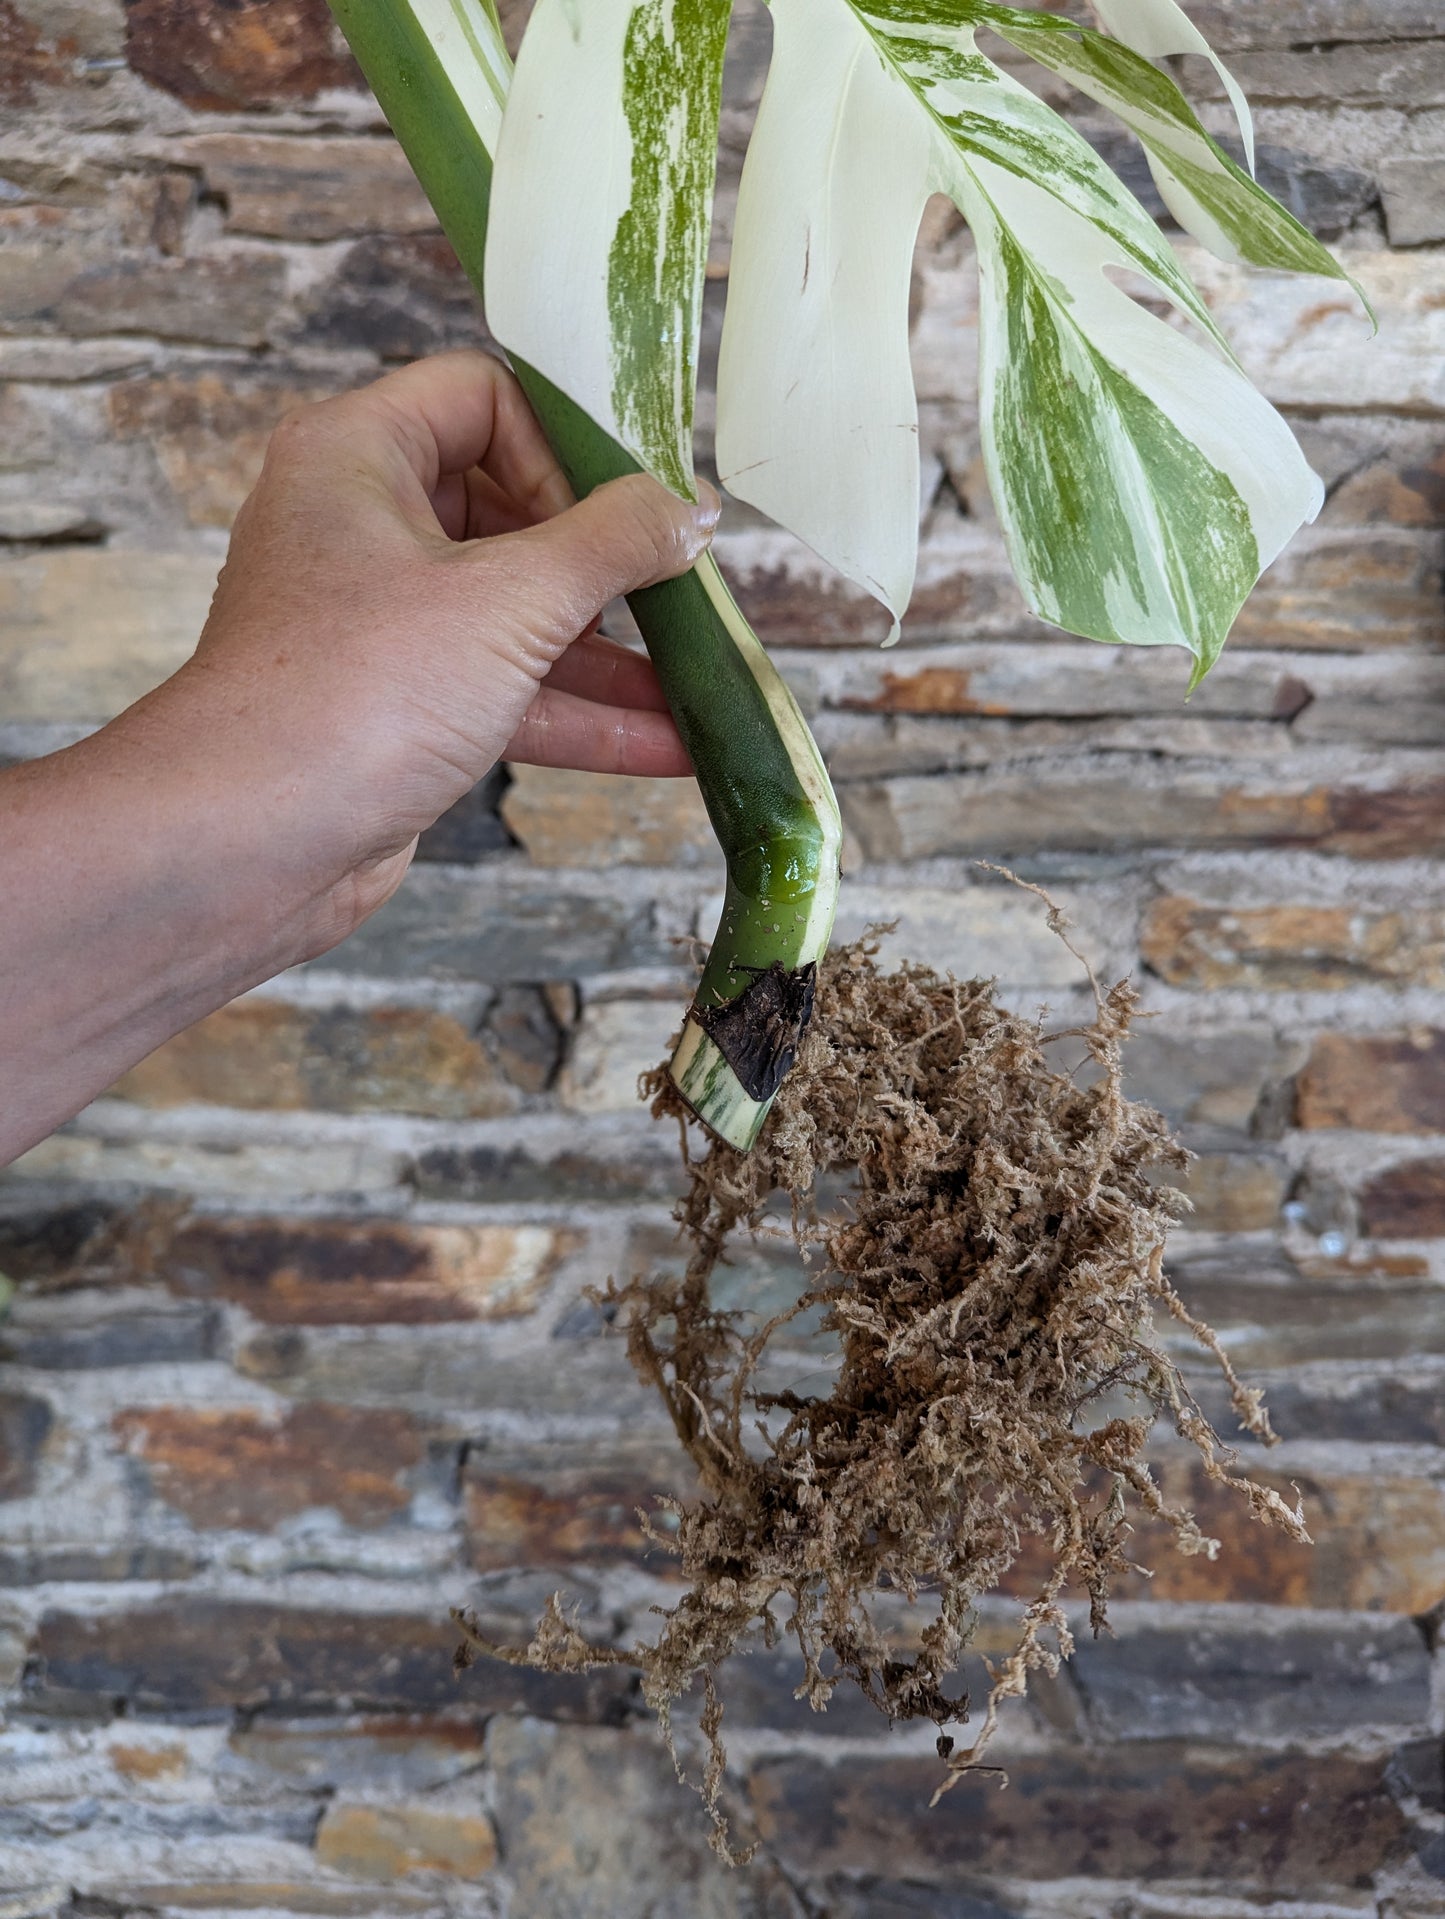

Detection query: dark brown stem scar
xmin=693 ymin=960 xmax=818 ymax=1103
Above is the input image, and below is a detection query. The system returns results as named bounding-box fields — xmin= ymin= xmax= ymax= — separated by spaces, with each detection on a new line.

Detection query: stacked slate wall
xmin=0 ymin=0 xmax=1442 ymax=1912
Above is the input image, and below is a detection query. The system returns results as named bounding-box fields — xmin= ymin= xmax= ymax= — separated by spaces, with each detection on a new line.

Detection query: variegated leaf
xmin=1088 ymin=0 xmax=1256 ymax=172
xmin=947 ymin=152 xmax=1319 ymax=677
xmin=952 ymin=2 xmax=1349 ymax=277
xmin=485 ymin=0 xmax=730 ymax=499
xmin=718 ymin=0 xmax=1326 ymax=671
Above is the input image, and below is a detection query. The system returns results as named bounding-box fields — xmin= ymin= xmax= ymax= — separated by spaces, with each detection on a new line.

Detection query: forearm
xmin=0 ymin=676 xmax=341 ymax=1165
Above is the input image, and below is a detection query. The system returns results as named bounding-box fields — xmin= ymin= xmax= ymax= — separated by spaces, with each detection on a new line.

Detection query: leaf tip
xmin=1186 ymin=651 xmax=1214 ymax=697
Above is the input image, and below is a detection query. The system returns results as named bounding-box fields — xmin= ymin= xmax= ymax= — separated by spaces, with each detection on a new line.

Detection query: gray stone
xmin=328 ymin=869 xmax=670 ymax=983
xmin=626 ymin=1220 xmax=824 ymax=1340
xmin=1205 ymin=40 xmax=1445 ymax=107
xmin=1187 ymin=0 xmax=1445 ymax=46
xmin=235 ymin=1318 xmax=659 ymax=1424
xmin=7 ymin=1131 xmax=406 ymax=1201
xmin=1118 ymin=1025 xmax=1302 ymax=1132
xmin=1214 ymin=1363 xmax=1445 ymax=1446
xmin=0 ymin=1286 xmax=219 ymax=1369
xmin=416 ymin=768 xmax=514 ymax=864
xmin=1069 ymin=1611 xmax=1432 ymax=1744
xmin=171 ymin=133 xmax=436 ymax=243
xmin=0 ymin=1889 xmax=70 ymax=1919
xmin=1391 ymin=1736 xmax=1445 ymax=1816
xmin=1381 ymin=159 xmax=1445 ymax=247
xmin=488 ymin=1717 xmax=807 ymax=1918
xmin=558 ymin=999 xmax=676 ymax=1115
xmin=0 ymin=1543 xmax=199 ymax=1584
xmin=841 ymin=761 xmax=1445 ymax=863
xmin=1163 ymin=1262 xmax=1445 ymax=1369
xmin=0 ymin=549 xmax=217 ymax=726
xmin=1187 ymin=249 xmax=1445 ymax=417
xmin=27 ymin=1598 xmax=639 ymax=1722
xmin=226 ymin=1713 xmax=486 ymax=1794
xmin=0 ymin=1798 xmax=318 ymax=1844
xmin=827 ymin=883 xmax=1090 ymax=988
xmin=410 ymin=1115 xmax=683 ymax=1204
xmin=296 ymin=232 xmax=491 ymax=360
xmin=811 ymin=1882 xmax=1020 ymax=1919
xmin=54 ymin=254 xmax=289 ymax=348
xmin=0 ymin=1197 xmax=119 ymax=1280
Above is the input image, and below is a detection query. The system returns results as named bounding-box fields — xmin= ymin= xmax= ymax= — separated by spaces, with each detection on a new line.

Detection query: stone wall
xmin=1 ymin=0 xmax=1443 ymax=1913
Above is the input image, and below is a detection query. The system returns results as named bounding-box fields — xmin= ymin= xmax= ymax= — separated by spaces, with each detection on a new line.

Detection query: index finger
xmin=348 ymin=349 xmax=576 ymax=523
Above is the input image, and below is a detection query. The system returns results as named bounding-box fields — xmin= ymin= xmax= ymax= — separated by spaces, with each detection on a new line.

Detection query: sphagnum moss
xmin=456 ymin=922 xmax=1308 ymax=1861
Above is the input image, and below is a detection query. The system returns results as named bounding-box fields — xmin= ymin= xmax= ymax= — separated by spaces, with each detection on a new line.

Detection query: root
xmin=456 ymin=921 xmax=1306 ymax=1860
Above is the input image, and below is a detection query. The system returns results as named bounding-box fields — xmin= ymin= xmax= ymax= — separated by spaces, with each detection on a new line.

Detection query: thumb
xmin=498 ymin=473 xmax=720 ymax=648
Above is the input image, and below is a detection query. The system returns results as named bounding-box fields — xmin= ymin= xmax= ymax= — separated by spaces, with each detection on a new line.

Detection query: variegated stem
xmin=326 ymin=0 xmax=842 ymax=1149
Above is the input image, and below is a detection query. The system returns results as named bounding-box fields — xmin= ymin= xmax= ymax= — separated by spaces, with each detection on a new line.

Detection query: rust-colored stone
xmin=124 ymin=0 xmax=360 ymax=110
xmin=999 ymin=1453 xmax=1445 ymax=1613
xmin=1140 ymin=896 xmax=1445 ymax=991
xmin=463 ymin=1442 xmax=695 ymax=1574
xmin=1164 ymin=1153 xmax=1287 ymax=1233
xmin=1329 ymin=449 xmax=1445 ymax=528
xmin=110 ymin=1000 xmax=519 ymax=1119
xmin=110 ymin=1740 xmax=187 ymax=1782
xmin=501 ymin=766 xmax=716 ymax=870
xmin=1083 ymin=1458 xmax=1445 ymax=1614
xmin=315 ymin=1801 xmax=497 ymax=1880
xmin=0 ymin=0 xmax=55 ymax=103
xmin=1297 ymin=1030 xmax=1445 ymax=1132
xmin=112 ymin=1403 xmax=432 ymax=1530
xmin=164 ymin=1215 xmax=572 ymax=1325
xmin=844 ymin=665 xmax=1009 ymax=716
xmin=1324 ymin=779 xmax=1445 ymax=858
xmin=1361 ymin=1158 xmax=1445 ymax=1239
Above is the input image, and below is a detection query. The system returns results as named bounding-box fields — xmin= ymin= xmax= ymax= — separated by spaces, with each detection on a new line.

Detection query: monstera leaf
xmin=485 ymin=0 xmax=1356 ymax=682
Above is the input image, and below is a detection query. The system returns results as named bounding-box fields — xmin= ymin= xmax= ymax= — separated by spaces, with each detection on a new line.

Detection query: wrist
xmin=112 ymin=668 xmax=352 ymax=976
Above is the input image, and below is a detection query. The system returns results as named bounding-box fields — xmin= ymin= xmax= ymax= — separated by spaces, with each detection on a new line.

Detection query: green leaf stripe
xmin=607 ymin=0 xmax=731 ymax=500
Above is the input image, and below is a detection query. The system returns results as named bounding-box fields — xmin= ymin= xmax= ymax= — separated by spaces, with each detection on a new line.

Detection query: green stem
xmin=326 ymin=0 xmax=841 ymax=1148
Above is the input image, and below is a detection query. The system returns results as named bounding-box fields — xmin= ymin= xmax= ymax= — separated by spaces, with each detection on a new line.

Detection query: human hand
xmin=167 ymin=348 xmax=719 ymax=946
xmin=0 ymin=350 xmax=718 ymax=1162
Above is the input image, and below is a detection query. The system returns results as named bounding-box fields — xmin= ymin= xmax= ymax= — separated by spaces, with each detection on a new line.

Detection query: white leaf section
xmin=486 ymin=0 xmax=728 ymax=498
xmin=716 ymin=0 xmax=935 ymax=634
xmin=411 ymin=0 xmax=509 ymax=152
xmin=485 ymin=0 xmax=631 ymax=460
xmin=1089 ymin=0 xmax=1255 ymax=174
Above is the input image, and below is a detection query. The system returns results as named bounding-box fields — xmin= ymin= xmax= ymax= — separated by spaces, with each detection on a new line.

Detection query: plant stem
xmin=326 ymin=0 xmax=841 ymax=1147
